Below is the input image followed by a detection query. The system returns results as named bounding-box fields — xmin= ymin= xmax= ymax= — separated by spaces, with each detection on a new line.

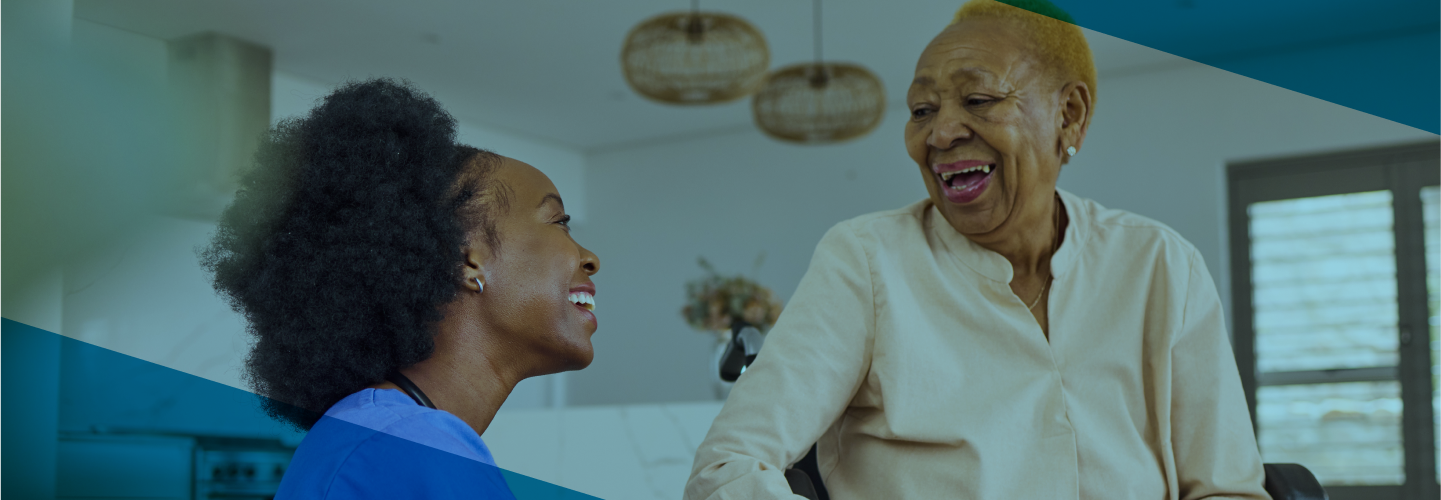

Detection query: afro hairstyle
xmin=202 ymin=78 xmax=504 ymax=430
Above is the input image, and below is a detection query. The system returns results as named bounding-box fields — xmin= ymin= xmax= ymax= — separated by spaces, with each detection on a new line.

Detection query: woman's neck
xmin=369 ymin=307 xmax=523 ymax=437
xmin=394 ymin=347 xmax=515 ymax=436
xmin=969 ymin=192 xmax=1063 ymax=278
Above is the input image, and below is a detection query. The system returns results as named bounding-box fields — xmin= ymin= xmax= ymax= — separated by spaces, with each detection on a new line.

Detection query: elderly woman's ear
xmin=1058 ymin=81 xmax=1092 ymax=164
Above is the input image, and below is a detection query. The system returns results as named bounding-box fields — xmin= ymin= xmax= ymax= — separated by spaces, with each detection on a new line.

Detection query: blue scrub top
xmin=276 ymin=388 xmax=517 ymax=499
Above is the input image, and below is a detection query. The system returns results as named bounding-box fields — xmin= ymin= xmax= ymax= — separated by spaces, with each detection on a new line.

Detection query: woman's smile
xmin=933 ymin=159 xmax=997 ymax=204
xmin=905 ymin=16 xmax=1069 ymax=237
xmin=568 ymin=284 xmax=597 ymax=328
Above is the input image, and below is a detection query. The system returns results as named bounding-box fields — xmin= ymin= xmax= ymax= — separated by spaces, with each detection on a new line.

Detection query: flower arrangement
xmin=682 ymin=256 xmax=784 ymax=333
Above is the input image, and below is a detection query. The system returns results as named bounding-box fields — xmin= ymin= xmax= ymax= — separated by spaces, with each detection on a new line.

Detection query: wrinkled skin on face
xmin=904 ymin=18 xmax=1090 ymax=253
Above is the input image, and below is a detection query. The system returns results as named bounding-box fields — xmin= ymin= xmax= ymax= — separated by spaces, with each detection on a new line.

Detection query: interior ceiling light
xmin=752 ymin=0 xmax=885 ymax=143
xmin=621 ymin=0 xmax=770 ymax=105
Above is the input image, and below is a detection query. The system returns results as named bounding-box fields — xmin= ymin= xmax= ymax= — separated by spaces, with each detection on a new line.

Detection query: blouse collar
xmin=926 ymin=188 xmax=1088 ymax=284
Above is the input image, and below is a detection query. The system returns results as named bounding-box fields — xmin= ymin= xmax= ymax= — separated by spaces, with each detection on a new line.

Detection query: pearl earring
xmin=474 ymin=278 xmax=484 ymax=293
xmin=1066 ymin=146 xmax=1077 ymax=156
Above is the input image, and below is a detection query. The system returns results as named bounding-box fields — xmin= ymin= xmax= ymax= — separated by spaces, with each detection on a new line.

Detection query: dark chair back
xmin=1263 ymin=463 xmax=1328 ymax=500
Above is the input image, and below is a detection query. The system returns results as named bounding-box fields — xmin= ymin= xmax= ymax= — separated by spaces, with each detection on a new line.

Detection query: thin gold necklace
xmin=1026 ymin=280 xmax=1049 ymax=310
xmin=1027 ymin=194 xmax=1062 ymax=311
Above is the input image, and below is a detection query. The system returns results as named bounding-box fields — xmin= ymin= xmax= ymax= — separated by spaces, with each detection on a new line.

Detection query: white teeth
xmin=940 ymin=164 xmax=994 ymax=181
xmin=569 ymin=292 xmax=595 ymax=311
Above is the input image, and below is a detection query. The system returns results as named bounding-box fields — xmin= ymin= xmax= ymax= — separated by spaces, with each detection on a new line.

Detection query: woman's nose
xmin=927 ymin=106 xmax=974 ymax=150
xmin=579 ymin=245 xmax=599 ymax=276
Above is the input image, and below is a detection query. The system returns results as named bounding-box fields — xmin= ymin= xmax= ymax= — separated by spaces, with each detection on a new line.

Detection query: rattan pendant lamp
xmin=752 ymin=0 xmax=885 ymax=143
xmin=621 ymin=0 xmax=770 ymax=104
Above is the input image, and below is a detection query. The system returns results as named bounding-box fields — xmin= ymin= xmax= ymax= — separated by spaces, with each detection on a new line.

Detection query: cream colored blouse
xmin=684 ymin=190 xmax=1270 ymax=500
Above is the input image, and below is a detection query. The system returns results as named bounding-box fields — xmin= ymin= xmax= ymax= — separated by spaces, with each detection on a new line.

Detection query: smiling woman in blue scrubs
xmin=203 ymin=79 xmax=601 ymax=498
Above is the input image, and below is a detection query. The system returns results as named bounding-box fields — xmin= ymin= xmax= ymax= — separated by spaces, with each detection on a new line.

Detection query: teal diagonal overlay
xmin=502 ymin=469 xmax=606 ymax=500
xmin=1 ymin=319 xmax=601 ymax=499
xmin=1030 ymin=0 xmax=1439 ymax=134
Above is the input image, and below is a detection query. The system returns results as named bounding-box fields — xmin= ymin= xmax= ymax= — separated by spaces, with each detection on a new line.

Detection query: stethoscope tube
xmin=388 ymin=372 xmax=437 ymax=409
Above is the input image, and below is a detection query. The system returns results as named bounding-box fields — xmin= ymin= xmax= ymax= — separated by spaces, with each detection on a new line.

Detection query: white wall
xmin=570 ymin=49 xmax=1434 ymax=406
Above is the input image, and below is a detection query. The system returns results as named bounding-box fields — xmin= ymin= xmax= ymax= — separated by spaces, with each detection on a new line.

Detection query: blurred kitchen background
xmin=2 ymin=0 xmax=1437 ymax=499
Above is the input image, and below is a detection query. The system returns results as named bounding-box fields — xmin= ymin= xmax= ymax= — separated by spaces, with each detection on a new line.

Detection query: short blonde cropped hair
xmin=951 ymin=0 xmax=1097 ymax=111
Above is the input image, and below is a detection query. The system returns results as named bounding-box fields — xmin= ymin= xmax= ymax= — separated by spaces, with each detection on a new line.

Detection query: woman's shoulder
xmin=324 ymin=389 xmax=497 ymax=465
xmin=824 ymin=198 xmax=934 ymax=245
xmin=793 ymin=199 xmax=935 ymax=268
xmin=1065 ymin=191 xmax=1200 ymax=259
xmin=275 ymin=389 xmax=509 ymax=499
xmin=278 ymin=413 xmax=512 ymax=499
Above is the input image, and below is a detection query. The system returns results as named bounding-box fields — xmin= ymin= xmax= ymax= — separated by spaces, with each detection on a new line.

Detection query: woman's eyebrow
xmin=537 ymin=193 xmax=565 ymax=210
xmin=912 ymin=66 xmax=994 ymax=87
xmin=949 ymin=66 xmax=995 ymax=81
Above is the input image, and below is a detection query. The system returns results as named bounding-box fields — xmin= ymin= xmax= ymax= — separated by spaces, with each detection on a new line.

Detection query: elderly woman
xmin=684 ymin=1 xmax=1268 ymax=499
xmin=204 ymin=79 xmax=599 ymax=498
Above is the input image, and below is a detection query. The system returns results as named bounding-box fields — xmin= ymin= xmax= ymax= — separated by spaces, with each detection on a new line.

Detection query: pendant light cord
xmin=687 ymin=0 xmax=702 ymax=37
xmin=813 ymin=0 xmax=823 ymax=65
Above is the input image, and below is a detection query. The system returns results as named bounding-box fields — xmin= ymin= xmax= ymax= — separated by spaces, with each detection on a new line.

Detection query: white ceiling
xmin=75 ymin=0 xmax=1187 ymax=152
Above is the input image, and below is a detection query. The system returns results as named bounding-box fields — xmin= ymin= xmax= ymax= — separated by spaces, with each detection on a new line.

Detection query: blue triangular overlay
xmin=1016 ymin=0 xmax=1439 ymax=134
xmin=1 ymin=318 xmax=601 ymax=499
